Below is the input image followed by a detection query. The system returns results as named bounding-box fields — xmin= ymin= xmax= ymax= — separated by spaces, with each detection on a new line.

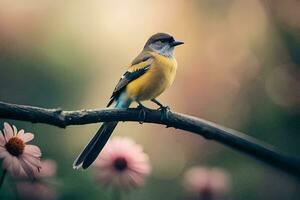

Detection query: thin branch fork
xmin=0 ymin=101 xmax=299 ymax=177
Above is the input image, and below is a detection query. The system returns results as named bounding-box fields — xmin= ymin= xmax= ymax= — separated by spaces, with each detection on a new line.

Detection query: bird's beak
xmin=171 ymin=40 xmax=184 ymax=47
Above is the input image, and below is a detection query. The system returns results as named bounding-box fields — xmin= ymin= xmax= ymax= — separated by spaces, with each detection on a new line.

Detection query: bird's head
xmin=144 ymin=33 xmax=184 ymax=57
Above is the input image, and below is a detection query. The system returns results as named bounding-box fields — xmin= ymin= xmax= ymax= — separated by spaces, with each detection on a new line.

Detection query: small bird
xmin=73 ymin=33 xmax=184 ymax=169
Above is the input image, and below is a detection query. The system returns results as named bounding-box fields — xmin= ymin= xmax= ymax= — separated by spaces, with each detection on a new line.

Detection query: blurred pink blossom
xmin=93 ymin=137 xmax=151 ymax=191
xmin=15 ymin=159 xmax=57 ymax=180
xmin=16 ymin=159 xmax=58 ymax=200
xmin=0 ymin=122 xmax=41 ymax=178
xmin=182 ymin=167 xmax=231 ymax=199
xmin=17 ymin=182 xmax=56 ymax=200
xmin=36 ymin=159 xmax=57 ymax=178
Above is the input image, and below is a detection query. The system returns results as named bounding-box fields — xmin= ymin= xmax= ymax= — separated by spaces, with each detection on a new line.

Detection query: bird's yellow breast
xmin=126 ymin=52 xmax=177 ymax=101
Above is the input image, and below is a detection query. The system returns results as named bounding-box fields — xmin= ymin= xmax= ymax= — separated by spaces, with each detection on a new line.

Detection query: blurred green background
xmin=0 ymin=0 xmax=299 ymax=199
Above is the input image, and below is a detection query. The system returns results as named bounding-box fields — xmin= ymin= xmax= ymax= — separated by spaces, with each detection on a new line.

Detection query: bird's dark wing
xmin=107 ymin=52 xmax=153 ymax=107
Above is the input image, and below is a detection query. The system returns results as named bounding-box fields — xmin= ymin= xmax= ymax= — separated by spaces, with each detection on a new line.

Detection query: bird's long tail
xmin=73 ymin=97 xmax=131 ymax=169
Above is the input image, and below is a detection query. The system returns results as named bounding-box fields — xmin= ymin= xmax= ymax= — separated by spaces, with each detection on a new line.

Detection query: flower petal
xmin=19 ymin=133 xmax=34 ymax=143
xmin=17 ymin=129 xmax=24 ymax=137
xmin=0 ymin=133 xmax=5 ymax=146
xmin=9 ymin=157 xmax=22 ymax=177
xmin=0 ymin=147 xmax=9 ymax=158
xmin=19 ymin=157 xmax=35 ymax=179
xmin=22 ymin=154 xmax=41 ymax=168
xmin=24 ymin=145 xmax=41 ymax=157
xmin=2 ymin=155 xmax=13 ymax=169
xmin=3 ymin=122 xmax=14 ymax=139
xmin=12 ymin=125 xmax=18 ymax=135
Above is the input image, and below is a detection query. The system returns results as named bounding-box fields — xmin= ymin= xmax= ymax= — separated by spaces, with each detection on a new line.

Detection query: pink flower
xmin=0 ymin=122 xmax=41 ymax=178
xmin=15 ymin=159 xmax=57 ymax=180
xmin=93 ymin=137 xmax=151 ymax=191
xmin=182 ymin=167 xmax=231 ymax=199
xmin=35 ymin=159 xmax=57 ymax=179
xmin=16 ymin=159 xmax=58 ymax=200
xmin=17 ymin=182 xmax=56 ymax=200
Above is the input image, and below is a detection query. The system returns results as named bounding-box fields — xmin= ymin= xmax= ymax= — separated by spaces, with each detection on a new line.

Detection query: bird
xmin=73 ymin=33 xmax=184 ymax=169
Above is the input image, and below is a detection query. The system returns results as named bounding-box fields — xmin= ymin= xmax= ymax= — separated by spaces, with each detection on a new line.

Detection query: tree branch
xmin=0 ymin=101 xmax=299 ymax=177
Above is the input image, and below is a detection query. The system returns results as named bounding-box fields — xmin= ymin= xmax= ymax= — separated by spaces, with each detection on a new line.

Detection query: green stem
xmin=0 ymin=170 xmax=7 ymax=189
xmin=113 ymin=188 xmax=121 ymax=200
xmin=8 ymin=174 xmax=20 ymax=200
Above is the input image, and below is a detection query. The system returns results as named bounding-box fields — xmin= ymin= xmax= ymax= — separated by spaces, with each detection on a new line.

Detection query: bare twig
xmin=0 ymin=101 xmax=299 ymax=177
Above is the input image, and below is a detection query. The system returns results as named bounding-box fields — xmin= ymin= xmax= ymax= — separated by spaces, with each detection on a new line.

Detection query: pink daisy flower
xmin=182 ymin=167 xmax=231 ymax=199
xmin=93 ymin=137 xmax=151 ymax=191
xmin=0 ymin=122 xmax=41 ymax=178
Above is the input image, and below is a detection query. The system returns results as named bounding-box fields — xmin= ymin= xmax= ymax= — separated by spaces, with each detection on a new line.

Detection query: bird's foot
xmin=137 ymin=104 xmax=149 ymax=124
xmin=158 ymin=105 xmax=170 ymax=120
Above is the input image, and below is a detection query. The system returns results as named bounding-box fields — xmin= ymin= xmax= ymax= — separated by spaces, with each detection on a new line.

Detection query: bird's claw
xmin=158 ymin=106 xmax=170 ymax=120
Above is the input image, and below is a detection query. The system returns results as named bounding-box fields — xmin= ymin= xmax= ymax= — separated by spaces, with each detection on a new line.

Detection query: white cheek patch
xmin=149 ymin=43 xmax=174 ymax=57
xmin=160 ymin=44 xmax=174 ymax=57
xmin=160 ymin=45 xmax=168 ymax=52
xmin=149 ymin=43 xmax=161 ymax=51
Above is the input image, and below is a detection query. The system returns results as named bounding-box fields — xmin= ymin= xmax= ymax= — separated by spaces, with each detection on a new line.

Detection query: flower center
xmin=114 ymin=157 xmax=128 ymax=171
xmin=5 ymin=137 xmax=25 ymax=156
